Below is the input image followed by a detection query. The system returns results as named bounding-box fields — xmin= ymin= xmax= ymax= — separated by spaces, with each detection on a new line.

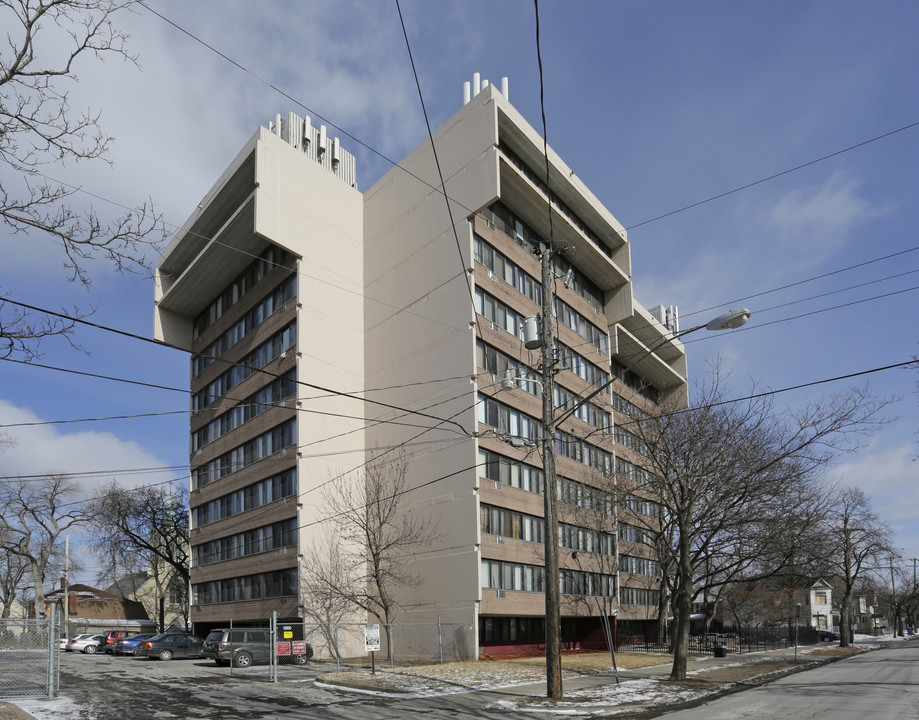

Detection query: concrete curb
xmin=0 ymin=701 xmax=37 ymax=720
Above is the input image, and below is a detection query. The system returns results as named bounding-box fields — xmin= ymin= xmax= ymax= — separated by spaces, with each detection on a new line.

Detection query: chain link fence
xmin=197 ymin=616 xmax=476 ymax=683
xmin=0 ymin=605 xmax=59 ymax=698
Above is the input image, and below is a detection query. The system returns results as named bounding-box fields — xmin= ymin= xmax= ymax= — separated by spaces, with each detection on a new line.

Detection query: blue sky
xmin=1 ymin=1 xmax=916 ymax=584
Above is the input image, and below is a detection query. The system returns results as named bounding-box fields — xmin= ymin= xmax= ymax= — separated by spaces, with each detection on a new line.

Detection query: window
xmin=193 ymin=247 xmax=293 ymax=339
xmin=478 ymin=449 xmax=544 ymax=495
xmin=193 ymin=322 xmax=297 ymax=412
xmin=192 ymin=470 xmax=297 ymax=527
xmin=193 ymin=275 xmax=296 ymax=376
xmin=192 ymin=371 xmax=296 ymax=452
xmin=192 ymin=418 xmax=296 ymax=489
xmin=193 ymin=568 xmax=298 ymax=604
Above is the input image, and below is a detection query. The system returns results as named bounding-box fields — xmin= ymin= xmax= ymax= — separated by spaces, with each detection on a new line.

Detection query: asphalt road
xmin=51 ymin=651 xmax=539 ymax=719
xmin=656 ymin=640 xmax=919 ymax=719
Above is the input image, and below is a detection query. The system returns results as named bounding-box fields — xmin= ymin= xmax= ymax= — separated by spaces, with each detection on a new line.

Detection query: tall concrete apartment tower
xmin=154 ymin=81 xmax=688 ymax=654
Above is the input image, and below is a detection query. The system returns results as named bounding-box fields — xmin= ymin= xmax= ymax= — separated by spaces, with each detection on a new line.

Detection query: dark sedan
xmin=135 ymin=633 xmax=204 ymax=661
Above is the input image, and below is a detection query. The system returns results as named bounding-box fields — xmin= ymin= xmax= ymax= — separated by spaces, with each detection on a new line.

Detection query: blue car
xmin=112 ymin=633 xmax=156 ymax=656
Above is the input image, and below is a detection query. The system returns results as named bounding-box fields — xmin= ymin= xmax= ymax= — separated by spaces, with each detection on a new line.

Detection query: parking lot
xmin=44 ymin=648 xmax=363 ymax=719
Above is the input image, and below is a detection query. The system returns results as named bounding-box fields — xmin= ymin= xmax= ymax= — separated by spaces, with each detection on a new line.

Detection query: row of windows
xmin=192 ymin=322 xmax=297 ymax=412
xmin=558 ymin=475 xmax=612 ymax=513
xmin=556 ymin=297 xmax=609 ymax=355
xmin=474 ymin=234 xmax=542 ymax=306
xmin=559 ymin=523 xmax=616 ymax=556
xmin=193 ymin=275 xmax=296 ymax=377
xmin=474 ymin=288 xmax=527 ymax=342
xmin=481 ymin=559 xmax=615 ymax=598
xmin=480 ymin=503 xmax=544 ymax=543
xmin=479 ymin=449 xmax=545 ymax=495
xmin=619 ymin=554 xmax=661 ymax=577
xmin=192 ymin=371 xmax=296 ymax=452
xmin=614 ymin=426 xmax=646 ymax=456
xmin=477 ymin=394 xmax=541 ymax=442
xmin=192 ymin=418 xmax=296 ymax=490
xmin=492 ymin=150 xmax=614 ymax=265
xmin=556 ymin=383 xmax=611 ymax=432
xmin=477 ymin=341 xmax=541 ymax=399
xmin=625 ymin=493 xmax=660 ymax=518
xmin=477 ymin=339 xmax=611 ymax=421
xmin=192 ymin=469 xmax=296 ymax=527
xmin=558 ymin=343 xmax=609 ymax=388
xmin=610 ymin=359 xmax=660 ymax=404
xmin=619 ymin=522 xmax=656 ymax=547
xmin=616 ymin=456 xmax=656 ymax=487
xmin=193 ymin=246 xmax=293 ymax=340
xmin=192 ymin=518 xmax=297 ymax=566
xmin=478 ymin=448 xmax=659 ymax=544
xmin=612 ymin=392 xmax=650 ymax=423
xmin=619 ymin=587 xmax=659 ymax=607
xmin=192 ymin=568 xmax=298 ymax=605
xmin=475 ymin=282 xmax=608 ymax=361
xmin=555 ymin=428 xmax=612 ymax=473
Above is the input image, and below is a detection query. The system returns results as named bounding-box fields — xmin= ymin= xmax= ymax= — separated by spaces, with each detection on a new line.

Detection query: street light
xmin=520 ymin=247 xmax=750 ymax=700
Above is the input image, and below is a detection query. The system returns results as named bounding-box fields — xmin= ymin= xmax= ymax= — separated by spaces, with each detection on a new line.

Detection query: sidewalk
xmin=316 ymin=640 xmax=883 ymax=714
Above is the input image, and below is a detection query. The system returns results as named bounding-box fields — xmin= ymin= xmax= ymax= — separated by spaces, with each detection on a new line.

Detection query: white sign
xmin=364 ymin=623 xmax=381 ymax=652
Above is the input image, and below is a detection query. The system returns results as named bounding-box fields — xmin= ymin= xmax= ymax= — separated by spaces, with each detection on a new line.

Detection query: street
xmin=8 ymin=641 xmax=917 ymax=719
xmin=656 ymin=640 xmax=919 ymax=719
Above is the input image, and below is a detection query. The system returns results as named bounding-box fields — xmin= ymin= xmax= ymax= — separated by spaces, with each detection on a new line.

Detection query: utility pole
xmin=890 ymin=557 xmax=899 ymax=637
xmin=537 ymin=242 xmax=562 ymax=700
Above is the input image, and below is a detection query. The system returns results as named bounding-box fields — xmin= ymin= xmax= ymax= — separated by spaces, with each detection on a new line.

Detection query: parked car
xmin=136 ymin=633 xmax=204 ymax=661
xmin=112 ymin=633 xmax=156 ymax=656
xmin=101 ymin=630 xmax=141 ymax=654
xmin=817 ymin=630 xmax=840 ymax=642
xmin=203 ymin=628 xmax=313 ymax=668
xmin=65 ymin=634 xmax=106 ymax=654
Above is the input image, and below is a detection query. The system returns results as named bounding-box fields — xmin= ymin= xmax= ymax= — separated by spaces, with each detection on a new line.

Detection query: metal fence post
xmin=271 ymin=611 xmax=278 ymax=683
xmin=389 ymin=624 xmax=394 ymax=668
xmin=46 ymin=604 xmax=56 ymax=699
xmin=335 ymin=623 xmax=340 ymax=672
xmin=438 ymin=616 xmax=443 ymax=665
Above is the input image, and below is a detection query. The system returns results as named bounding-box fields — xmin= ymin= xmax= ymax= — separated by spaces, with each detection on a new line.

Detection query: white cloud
xmin=767 ymin=171 xmax=892 ymax=262
xmin=827 ymin=439 xmax=919 ymax=551
xmin=0 ymin=399 xmax=179 ymax=502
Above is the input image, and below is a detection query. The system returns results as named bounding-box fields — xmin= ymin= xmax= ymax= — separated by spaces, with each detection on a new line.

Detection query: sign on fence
xmin=364 ymin=624 xmax=381 ymax=652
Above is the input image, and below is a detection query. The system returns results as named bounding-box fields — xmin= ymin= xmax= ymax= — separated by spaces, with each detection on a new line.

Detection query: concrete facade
xmin=155 ymin=85 xmax=687 ymax=655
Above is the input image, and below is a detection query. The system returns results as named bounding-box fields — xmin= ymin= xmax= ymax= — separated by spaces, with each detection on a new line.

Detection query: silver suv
xmin=202 ymin=628 xmax=312 ymax=668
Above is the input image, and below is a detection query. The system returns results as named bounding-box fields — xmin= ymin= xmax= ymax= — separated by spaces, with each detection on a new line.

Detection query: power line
xmin=626 ymin=120 xmax=919 ymax=231
xmin=681 ymin=245 xmax=919 ymax=319
xmin=1 ymin=299 xmax=471 ymax=436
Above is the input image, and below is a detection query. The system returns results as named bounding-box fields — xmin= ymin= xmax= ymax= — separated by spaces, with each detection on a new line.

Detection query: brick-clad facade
xmin=155 ymin=86 xmax=687 ymax=654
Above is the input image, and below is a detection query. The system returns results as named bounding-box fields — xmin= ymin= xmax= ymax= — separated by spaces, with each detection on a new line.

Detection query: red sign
xmin=276 ymin=642 xmax=291 ymax=656
xmin=291 ymin=641 xmax=307 ymax=655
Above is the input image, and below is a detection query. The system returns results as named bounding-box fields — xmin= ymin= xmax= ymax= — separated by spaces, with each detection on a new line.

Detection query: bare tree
xmin=304 ymin=454 xmax=440 ymax=661
xmin=1 ymin=0 xmax=167 ymax=359
xmin=0 ymin=474 xmax=95 ymax=612
xmin=0 ymin=540 xmax=30 ymax=618
xmin=822 ymin=486 xmax=894 ymax=646
xmin=623 ymin=369 xmax=889 ymax=681
xmin=89 ymin=481 xmax=190 ymax=630
xmin=299 ymin=532 xmax=353 ymax=660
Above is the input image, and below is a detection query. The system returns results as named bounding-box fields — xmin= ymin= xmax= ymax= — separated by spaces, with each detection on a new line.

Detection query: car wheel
xmin=293 ymin=653 xmax=307 ymax=666
xmin=84 ymin=645 xmax=97 ymax=654
xmin=233 ymin=651 xmax=253 ymax=668
xmin=158 ymin=649 xmax=174 ymax=661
